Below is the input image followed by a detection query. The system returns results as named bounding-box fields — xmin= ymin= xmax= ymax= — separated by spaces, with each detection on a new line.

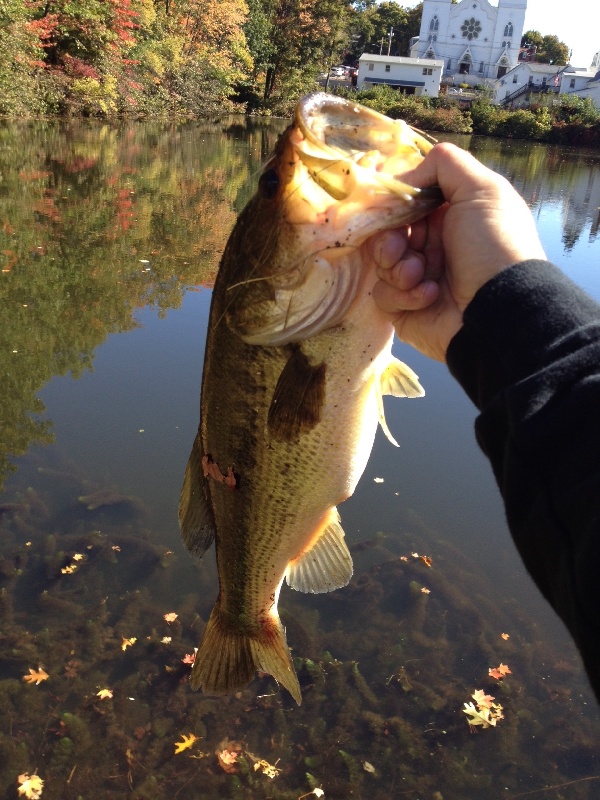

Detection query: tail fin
xmin=190 ymin=602 xmax=302 ymax=705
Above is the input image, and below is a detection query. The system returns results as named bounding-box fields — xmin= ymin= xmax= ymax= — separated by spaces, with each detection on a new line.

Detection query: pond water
xmin=1 ymin=118 xmax=599 ymax=800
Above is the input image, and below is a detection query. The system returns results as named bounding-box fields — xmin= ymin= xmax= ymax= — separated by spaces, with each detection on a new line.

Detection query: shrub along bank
xmin=342 ymin=86 xmax=600 ymax=146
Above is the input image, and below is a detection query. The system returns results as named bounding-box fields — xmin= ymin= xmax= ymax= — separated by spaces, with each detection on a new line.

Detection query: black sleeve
xmin=446 ymin=260 xmax=600 ymax=702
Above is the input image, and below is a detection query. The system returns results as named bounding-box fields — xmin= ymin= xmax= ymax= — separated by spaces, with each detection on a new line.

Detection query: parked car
xmin=330 ymin=66 xmax=345 ymax=77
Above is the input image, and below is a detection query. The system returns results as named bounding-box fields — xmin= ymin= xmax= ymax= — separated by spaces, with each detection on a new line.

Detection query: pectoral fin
xmin=268 ymin=347 xmax=326 ymax=442
xmin=285 ymin=509 xmax=353 ymax=593
xmin=178 ymin=432 xmax=216 ymax=558
xmin=377 ymin=357 xmax=425 ymax=446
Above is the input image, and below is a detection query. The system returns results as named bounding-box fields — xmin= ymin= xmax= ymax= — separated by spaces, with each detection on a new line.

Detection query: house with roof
xmin=357 ymin=54 xmax=444 ymax=97
xmin=493 ymin=61 xmax=563 ymax=105
xmin=558 ymin=66 xmax=600 ymax=109
xmin=409 ymin=0 xmax=527 ymax=87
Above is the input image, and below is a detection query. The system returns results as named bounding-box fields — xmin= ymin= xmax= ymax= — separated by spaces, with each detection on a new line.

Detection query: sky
xmin=396 ymin=0 xmax=597 ymax=67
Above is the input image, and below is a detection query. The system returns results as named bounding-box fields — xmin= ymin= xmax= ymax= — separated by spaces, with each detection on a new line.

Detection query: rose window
xmin=461 ymin=17 xmax=481 ymax=40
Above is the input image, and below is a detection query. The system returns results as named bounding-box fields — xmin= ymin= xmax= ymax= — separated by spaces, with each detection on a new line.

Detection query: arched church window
xmin=461 ymin=18 xmax=481 ymax=41
xmin=429 ymin=15 xmax=439 ymax=32
xmin=504 ymin=22 xmax=513 ymax=38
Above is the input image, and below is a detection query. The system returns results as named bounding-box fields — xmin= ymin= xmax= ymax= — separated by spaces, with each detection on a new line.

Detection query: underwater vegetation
xmin=1 ymin=454 xmax=599 ymax=800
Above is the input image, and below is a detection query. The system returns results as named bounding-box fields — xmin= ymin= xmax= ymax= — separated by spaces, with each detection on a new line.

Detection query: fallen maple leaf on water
xmin=121 ymin=637 xmax=137 ymax=651
xmin=501 ymin=632 xmax=510 ymax=640
xmin=163 ymin=612 xmax=178 ymax=623
xmin=463 ymin=688 xmax=504 ymax=730
xmin=216 ymin=738 xmax=243 ymax=773
xmin=174 ymin=733 xmax=199 ymax=754
xmin=471 ymin=689 xmax=495 ymax=709
xmin=17 ymin=773 xmax=44 ymax=799
xmin=23 ymin=668 xmax=49 ymax=685
xmin=489 ymin=663 xmax=512 ymax=680
xmin=96 ymin=688 xmax=113 ymax=700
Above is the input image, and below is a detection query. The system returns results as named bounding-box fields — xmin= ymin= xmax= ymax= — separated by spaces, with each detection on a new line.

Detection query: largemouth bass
xmin=179 ymin=92 xmax=443 ymax=704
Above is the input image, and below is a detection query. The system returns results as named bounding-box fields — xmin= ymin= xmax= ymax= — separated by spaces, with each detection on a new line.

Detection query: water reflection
xmin=0 ymin=118 xmax=287 ymax=487
xmin=1 ymin=121 xmax=600 ymax=800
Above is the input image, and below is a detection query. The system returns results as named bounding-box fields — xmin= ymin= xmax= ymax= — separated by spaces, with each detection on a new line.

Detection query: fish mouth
xmin=287 ymin=92 xmax=443 ymax=226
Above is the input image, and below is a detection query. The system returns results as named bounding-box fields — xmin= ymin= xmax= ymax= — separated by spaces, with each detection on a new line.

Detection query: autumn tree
xmin=245 ymin=0 xmax=350 ymax=104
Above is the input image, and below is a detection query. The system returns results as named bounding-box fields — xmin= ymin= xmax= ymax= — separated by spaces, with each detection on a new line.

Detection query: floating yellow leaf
xmin=163 ymin=612 xmax=178 ymax=623
xmin=72 ymin=553 xmax=85 ymax=561
xmin=463 ymin=701 xmax=504 ymax=730
xmin=17 ymin=773 xmax=44 ymax=799
xmin=23 ymin=668 xmax=49 ymax=685
xmin=60 ymin=564 xmax=78 ymax=574
xmin=421 ymin=587 xmax=430 ymax=594
xmin=96 ymin=688 xmax=113 ymax=700
xmin=121 ymin=637 xmax=137 ymax=651
xmin=501 ymin=632 xmax=510 ymax=640
xmin=174 ymin=733 xmax=199 ymax=754
xmin=253 ymin=758 xmax=281 ymax=779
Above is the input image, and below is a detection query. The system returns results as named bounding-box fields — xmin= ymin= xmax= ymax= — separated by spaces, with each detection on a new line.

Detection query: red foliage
xmin=62 ymin=55 xmax=100 ymax=80
xmin=25 ymin=13 xmax=60 ymax=47
xmin=110 ymin=0 xmax=139 ymax=48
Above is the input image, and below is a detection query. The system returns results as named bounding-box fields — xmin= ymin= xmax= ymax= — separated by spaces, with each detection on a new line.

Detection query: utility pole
xmin=387 ymin=27 xmax=393 ymax=56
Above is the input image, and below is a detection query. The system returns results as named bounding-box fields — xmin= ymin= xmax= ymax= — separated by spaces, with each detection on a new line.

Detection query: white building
xmin=559 ymin=66 xmax=600 ymax=109
xmin=493 ymin=61 xmax=563 ymax=105
xmin=357 ymin=54 xmax=444 ymax=97
xmin=410 ymin=0 xmax=527 ymax=87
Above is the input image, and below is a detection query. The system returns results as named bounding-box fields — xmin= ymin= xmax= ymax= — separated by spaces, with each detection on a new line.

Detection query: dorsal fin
xmin=377 ymin=357 xmax=425 ymax=446
xmin=285 ymin=509 xmax=353 ymax=593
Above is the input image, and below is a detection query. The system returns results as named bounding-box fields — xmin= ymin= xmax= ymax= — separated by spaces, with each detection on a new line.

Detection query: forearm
xmin=447 ymin=260 xmax=600 ymax=700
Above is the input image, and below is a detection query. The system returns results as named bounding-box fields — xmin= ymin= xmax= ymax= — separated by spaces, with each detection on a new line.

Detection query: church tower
xmin=411 ymin=0 xmax=527 ymax=85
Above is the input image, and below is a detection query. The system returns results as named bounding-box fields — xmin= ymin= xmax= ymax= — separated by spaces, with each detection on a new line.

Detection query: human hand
xmin=371 ymin=142 xmax=546 ymax=362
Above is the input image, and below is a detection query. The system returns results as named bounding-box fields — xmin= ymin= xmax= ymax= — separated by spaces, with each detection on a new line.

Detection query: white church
xmin=409 ymin=0 xmax=527 ymax=86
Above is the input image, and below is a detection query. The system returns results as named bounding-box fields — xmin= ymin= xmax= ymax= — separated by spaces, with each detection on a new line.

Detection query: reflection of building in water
xmin=410 ymin=0 xmax=527 ymax=87
xmin=560 ymin=167 xmax=600 ymax=250
xmin=477 ymin=143 xmax=600 ymax=251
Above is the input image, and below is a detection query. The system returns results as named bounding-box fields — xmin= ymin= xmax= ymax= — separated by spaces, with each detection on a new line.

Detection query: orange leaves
xmin=121 ymin=637 xmax=137 ymax=651
xmin=23 ymin=668 xmax=49 ymax=685
xmin=489 ymin=663 xmax=512 ymax=680
xmin=96 ymin=688 xmax=113 ymax=700
xmin=216 ymin=739 xmax=242 ymax=772
xmin=163 ymin=612 xmax=178 ymax=623
xmin=463 ymin=661 xmax=513 ymax=730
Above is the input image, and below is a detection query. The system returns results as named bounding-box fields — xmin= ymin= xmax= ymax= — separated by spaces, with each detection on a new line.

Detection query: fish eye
xmin=260 ymin=168 xmax=280 ymax=199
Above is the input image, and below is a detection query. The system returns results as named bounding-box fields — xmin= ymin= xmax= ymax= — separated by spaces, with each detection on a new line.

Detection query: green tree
xmin=521 ymin=30 xmax=569 ymax=65
xmin=253 ymin=0 xmax=350 ymax=104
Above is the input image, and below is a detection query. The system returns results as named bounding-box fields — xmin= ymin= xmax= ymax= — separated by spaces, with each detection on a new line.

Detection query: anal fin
xmin=285 ymin=508 xmax=353 ymax=593
xmin=378 ymin=357 xmax=424 ymax=446
xmin=178 ymin=431 xmax=216 ymax=558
